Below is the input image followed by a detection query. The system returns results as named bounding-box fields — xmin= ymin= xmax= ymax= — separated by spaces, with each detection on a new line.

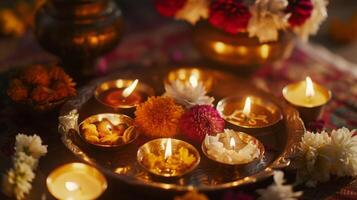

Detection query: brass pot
xmin=34 ymin=0 xmax=123 ymax=76
xmin=193 ymin=22 xmax=294 ymax=71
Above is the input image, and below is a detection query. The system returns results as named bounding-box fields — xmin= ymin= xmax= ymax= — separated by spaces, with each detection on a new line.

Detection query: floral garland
xmin=2 ymin=134 xmax=47 ymax=200
xmin=155 ymin=0 xmax=328 ymax=42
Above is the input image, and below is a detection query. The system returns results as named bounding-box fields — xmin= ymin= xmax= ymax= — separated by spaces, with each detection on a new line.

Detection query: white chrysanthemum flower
xmin=15 ymin=152 xmax=38 ymax=169
xmin=324 ymin=127 xmax=357 ymax=177
xmin=247 ymin=0 xmax=289 ymax=42
xmin=2 ymin=163 xmax=35 ymax=200
xmin=15 ymin=134 xmax=47 ymax=159
xmin=295 ymin=130 xmax=332 ymax=187
xmin=293 ymin=0 xmax=328 ymax=41
xmin=257 ymin=171 xmax=302 ymax=200
xmin=164 ymin=80 xmax=214 ymax=109
xmin=174 ymin=0 xmax=209 ymax=25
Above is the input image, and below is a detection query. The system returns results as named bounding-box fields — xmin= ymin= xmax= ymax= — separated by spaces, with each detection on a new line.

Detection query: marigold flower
xmin=135 ymin=96 xmax=184 ymax=138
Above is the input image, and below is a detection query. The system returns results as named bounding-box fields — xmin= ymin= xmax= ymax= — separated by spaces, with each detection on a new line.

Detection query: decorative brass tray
xmin=59 ymin=66 xmax=305 ymax=191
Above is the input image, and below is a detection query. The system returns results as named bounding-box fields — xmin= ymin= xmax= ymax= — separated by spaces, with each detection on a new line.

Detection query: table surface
xmin=0 ymin=1 xmax=357 ymax=199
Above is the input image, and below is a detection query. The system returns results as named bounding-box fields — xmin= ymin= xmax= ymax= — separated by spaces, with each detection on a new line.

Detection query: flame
xmin=189 ymin=73 xmax=198 ymax=88
xmin=229 ymin=137 xmax=235 ymax=149
xmin=243 ymin=97 xmax=251 ymax=116
xmin=65 ymin=181 xmax=79 ymax=192
xmin=213 ymin=42 xmax=226 ymax=54
xmin=164 ymin=138 xmax=172 ymax=160
xmin=305 ymin=77 xmax=315 ymax=98
xmin=122 ymin=79 xmax=138 ymax=98
xmin=259 ymin=44 xmax=270 ymax=59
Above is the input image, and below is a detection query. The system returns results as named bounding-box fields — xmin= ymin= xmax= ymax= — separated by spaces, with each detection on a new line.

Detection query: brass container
xmin=193 ymin=22 xmax=293 ymax=71
xmin=34 ymin=0 xmax=123 ymax=76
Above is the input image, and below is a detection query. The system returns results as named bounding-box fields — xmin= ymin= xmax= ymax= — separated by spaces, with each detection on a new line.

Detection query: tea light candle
xmin=217 ymin=95 xmax=283 ymax=129
xmin=282 ymin=77 xmax=331 ymax=123
xmin=202 ymin=130 xmax=264 ymax=165
xmin=95 ymin=79 xmax=154 ymax=110
xmin=137 ymin=138 xmax=200 ymax=177
xmin=166 ymin=68 xmax=214 ymax=92
xmin=46 ymin=163 xmax=107 ymax=200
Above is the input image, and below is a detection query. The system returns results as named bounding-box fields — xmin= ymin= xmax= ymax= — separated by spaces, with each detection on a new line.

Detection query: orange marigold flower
xmin=31 ymin=86 xmax=53 ymax=104
xmin=22 ymin=65 xmax=50 ymax=86
xmin=135 ymin=96 xmax=184 ymax=138
xmin=7 ymin=79 xmax=28 ymax=101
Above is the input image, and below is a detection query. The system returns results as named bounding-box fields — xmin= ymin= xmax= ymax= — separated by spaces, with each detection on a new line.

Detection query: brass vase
xmin=34 ymin=0 xmax=123 ymax=76
xmin=193 ymin=22 xmax=294 ymax=72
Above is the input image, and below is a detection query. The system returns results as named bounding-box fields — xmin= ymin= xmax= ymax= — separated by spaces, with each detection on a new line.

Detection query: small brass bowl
xmin=79 ymin=113 xmax=138 ymax=150
xmin=137 ymin=138 xmax=200 ymax=178
xmin=94 ymin=79 xmax=154 ymax=109
xmin=217 ymin=95 xmax=283 ymax=129
xmin=165 ymin=67 xmax=214 ymax=92
xmin=202 ymin=131 xmax=265 ymax=166
xmin=46 ymin=162 xmax=107 ymax=200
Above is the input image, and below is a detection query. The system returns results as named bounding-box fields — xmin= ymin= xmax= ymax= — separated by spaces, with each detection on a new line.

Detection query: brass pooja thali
xmin=59 ymin=66 xmax=305 ymax=191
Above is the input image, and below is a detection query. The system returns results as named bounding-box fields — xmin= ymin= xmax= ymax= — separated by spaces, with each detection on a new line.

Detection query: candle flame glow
xmin=122 ymin=79 xmax=138 ymax=98
xmin=243 ymin=97 xmax=251 ymax=116
xmin=65 ymin=181 xmax=79 ymax=192
xmin=164 ymin=138 xmax=172 ymax=160
xmin=229 ymin=137 xmax=235 ymax=149
xmin=305 ymin=77 xmax=315 ymax=98
xmin=189 ymin=74 xmax=198 ymax=88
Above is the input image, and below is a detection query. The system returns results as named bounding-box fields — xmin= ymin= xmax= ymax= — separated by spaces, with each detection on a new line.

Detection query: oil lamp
xmin=137 ymin=138 xmax=200 ymax=178
xmin=95 ymin=79 xmax=154 ymax=114
xmin=46 ymin=163 xmax=107 ymax=200
xmin=217 ymin=95 xmax=283 ymax=130
xmin=283 ymin=76 xmax=332 ymax=123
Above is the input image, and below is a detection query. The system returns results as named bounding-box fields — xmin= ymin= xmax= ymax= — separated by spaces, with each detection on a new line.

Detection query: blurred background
xmin=0 ymin=0 xmax=356 ymax=64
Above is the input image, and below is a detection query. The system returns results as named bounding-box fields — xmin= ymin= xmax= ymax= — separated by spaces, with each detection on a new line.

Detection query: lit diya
xmin=282 ymin=76 xmax=331 ymax=123
xmin=202 ymin=129 xmax=264 ymax=165
xmin=137 ymin=138 xmax=200 ymax=178
xmin=165 ymin=67 xmax=214 ymax=92
xmin=217 ymin=95 xmax=283 ymax=129
xmin=46 ymin=162 xmax=107 ymax=200
xmin=95 ymin=79 xmax=154 ymax=109
xmin=79 ymin=113 xmax=138 ymax=150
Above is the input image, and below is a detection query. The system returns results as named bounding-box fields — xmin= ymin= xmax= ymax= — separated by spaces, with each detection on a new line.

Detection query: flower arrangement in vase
xmin=155 ymin=0 xmax=328 ymax=69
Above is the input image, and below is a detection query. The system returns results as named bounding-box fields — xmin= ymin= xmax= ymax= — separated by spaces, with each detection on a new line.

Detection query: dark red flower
xmin=286 ymin=0 xmax=313 ymax=27
xmin=180 ymin=105 xmax=225 ymax=144
xmin=209 ymin=0 xmax=251 ymax=34
xmin=155 ymin=0 xmax=187 ymax=17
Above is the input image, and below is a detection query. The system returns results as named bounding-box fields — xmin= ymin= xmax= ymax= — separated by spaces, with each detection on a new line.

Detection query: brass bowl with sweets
xmin=79 ymin=113 xmax=138 ymax=150
xmin=137 ymin=138 xmax=200 ymax=178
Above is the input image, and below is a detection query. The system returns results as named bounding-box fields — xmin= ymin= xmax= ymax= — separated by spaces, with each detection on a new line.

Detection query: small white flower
xmin=324 ymin=127 xmax=357 ymax=177
xmin=257 ymin=171 xmax=302 ymax=200
xmin=15 ymin=152 xmax=38 ymax=169
xmin=295 ymin=130 xmax=332 ymax=186
xmin=247 ymin=0 xmax=289 ymax=42
xmin=164 ymin=80 xmax=214 ymax=109
xmin=15 ymin=134 xmax=47 ymax=159
xmin=174 ymin=0 xmax=209 ymax=25
xmin=293 ymin=0 xmax=328 ymax=41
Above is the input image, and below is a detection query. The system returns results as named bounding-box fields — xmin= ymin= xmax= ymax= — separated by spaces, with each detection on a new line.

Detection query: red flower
xmin=286 ymin=0 xmax=313 ymax=27
xmin=209 ymin=0 xmax=251 ymax=34
xmin=155 ymin=0 xmax=187 ymax=17
xmin=180 ymin=105 xmax=225 ymax=144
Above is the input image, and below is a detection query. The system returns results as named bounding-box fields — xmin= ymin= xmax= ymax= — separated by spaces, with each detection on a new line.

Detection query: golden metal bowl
xmin=217 ymin=95 xmax=283 ymax=129
xmin=201 ymin=131 xmax=265 ymax=166
xmin=79 ymin=113 xmax=138 ymax=150
xmin=165 ymin=67 xmax=214 ymax=92
xmin=137 ymin=138 xmax=200 ymax=178
xmin=94 ymin=79 xmax=154 ymax=109
xmin=46 ymin=162 xmax=107 ymax=200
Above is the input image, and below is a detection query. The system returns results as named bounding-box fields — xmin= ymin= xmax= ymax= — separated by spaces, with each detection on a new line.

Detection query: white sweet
xmin=204 ymin=130 xmax=260 ymax=164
